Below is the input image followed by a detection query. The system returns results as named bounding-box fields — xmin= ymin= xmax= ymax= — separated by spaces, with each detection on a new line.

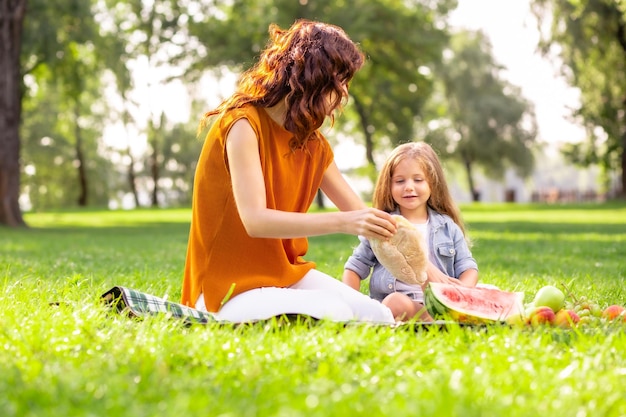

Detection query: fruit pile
xmin=506 ymin=284 xmax=626 ymax=328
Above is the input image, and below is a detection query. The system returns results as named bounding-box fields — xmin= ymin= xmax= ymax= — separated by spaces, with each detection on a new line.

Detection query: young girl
xmin=342 ymin=142 xmax=479 ymax=321
xmin=180 ymin=20 xmax=397 ymax=324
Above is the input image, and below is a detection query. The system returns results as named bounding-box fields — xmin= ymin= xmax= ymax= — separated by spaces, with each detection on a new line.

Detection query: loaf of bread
xmin=370 ymin=214 xmax=428 ymax=285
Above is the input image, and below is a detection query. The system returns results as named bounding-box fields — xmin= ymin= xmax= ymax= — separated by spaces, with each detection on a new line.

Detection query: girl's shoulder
xmin=427 ymin=208 xmax=451 ymax=223
xmin=428 ymin=209 xmax=463 ymax=231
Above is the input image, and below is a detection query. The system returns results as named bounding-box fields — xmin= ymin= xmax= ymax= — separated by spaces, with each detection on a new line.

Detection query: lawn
xmin=1 ymin=203 xmax=625 ymax=417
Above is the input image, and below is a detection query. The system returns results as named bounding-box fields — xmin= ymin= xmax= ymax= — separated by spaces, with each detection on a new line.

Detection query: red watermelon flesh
xmin=425 ymin=282 xmax=525 ymax=323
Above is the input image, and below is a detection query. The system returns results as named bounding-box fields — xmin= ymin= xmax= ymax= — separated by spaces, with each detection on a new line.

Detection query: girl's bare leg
xmin=383 ymin=292 xmax=433 ymax=322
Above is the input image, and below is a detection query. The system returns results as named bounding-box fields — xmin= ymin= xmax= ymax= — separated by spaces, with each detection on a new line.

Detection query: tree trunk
xmin=0 ymin=0 xmax=27 ymax=227
xmin=74 ymin=101 xmax=88 ymax=206
xmin=148 ymin=122 xmax=159 ymax=208
xmin=463 ymin=156 xmax=480 ymax=202
xmin=121 ymin=114 xmax=140 ymax=208
xmin=316 ymin=189 xmax=325 ymax=209
xmin=149 ymin=144 xmax=159 ymax=207
xmin=76 ymin=134 xmax=87 ymax=206
xmin=616 ymin=18 xmax=626 ymax=199
xmin=352 ymin=94 xmax=375 ymax=166
xmin=619 ymin=131 xmax=626 ymax=199
xmin=126 ymin=147 xmax=140 ymax=208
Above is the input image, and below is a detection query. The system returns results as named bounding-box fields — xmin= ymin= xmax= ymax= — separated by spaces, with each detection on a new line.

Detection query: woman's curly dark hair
xmin=200 ymin=19 xmax=365 ymax=151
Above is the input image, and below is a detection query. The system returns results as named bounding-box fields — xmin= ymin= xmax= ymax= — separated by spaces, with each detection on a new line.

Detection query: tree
xmin=425 ymin=30 xmax=537 ymax=201
xmin=178 ymin=0 xmax=457 ymax=207
xmin=341 ymin=1 xmax=452 ymax=164
xmin=20 ymin=61 xmax=112 ymax=210
xmin=0 ymin=0 xmax=27 ymax=227
xmin=99 ymin=0 xmax=191 ymax=208
xmin=53 ymin=36 xmax=106 ymax=207
xmin=159 ymin=104 xmax=205 ymax=206
xmin=2 ymin=0 xmax=110 ymax=224
xmin=22 ymin=0 xmax=112 ymax=210
xmin=531 ymin=0 xmax=626 ymax=197
xmin=186 ymin=0 xmax=455 ymax=165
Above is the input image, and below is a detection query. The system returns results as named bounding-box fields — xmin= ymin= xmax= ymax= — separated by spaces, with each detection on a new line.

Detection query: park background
xmin=2 ymin=1 xmax=626 ymax=416
xmin=2 ymin=0 xmax=626 ymax=227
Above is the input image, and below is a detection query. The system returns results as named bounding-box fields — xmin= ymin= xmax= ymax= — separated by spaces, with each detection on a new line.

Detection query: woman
xmin=181 ymin=19 xmax=396 ymax=323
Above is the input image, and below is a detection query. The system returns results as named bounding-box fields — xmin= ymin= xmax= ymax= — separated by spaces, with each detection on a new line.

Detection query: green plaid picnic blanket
xmin=101 ymin=286 xmax=461 ymax=329
xmin=101 ymin=286 xmax=217 ymax=325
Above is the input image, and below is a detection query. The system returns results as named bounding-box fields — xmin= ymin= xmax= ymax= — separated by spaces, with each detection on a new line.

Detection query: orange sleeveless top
xmin=180 ymin=105 xmax=334 ymax=312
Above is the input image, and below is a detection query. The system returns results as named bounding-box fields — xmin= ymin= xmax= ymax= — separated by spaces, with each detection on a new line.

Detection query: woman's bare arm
xmin=227 ymin=119 xmax=396 ymax=240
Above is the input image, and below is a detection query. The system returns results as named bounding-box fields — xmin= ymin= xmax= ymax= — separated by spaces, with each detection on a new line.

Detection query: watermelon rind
xmin=424 ymin=285 xmax=448 ymax=316
xmin=425 ymin=282 xmax=525 ymax=324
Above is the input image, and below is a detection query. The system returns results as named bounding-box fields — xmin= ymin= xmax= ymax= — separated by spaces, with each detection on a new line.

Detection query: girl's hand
xmin=445 ymin=277 xmax=466 ymax=286
xmin=424 ymin=263 xmax=477 ymax=288
xmin=424 ymin=262 xmax=462 ymax=285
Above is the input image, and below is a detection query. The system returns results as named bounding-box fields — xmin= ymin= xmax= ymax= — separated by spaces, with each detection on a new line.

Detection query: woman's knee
xmin=216 ymin=287 xmax=355 ymax=323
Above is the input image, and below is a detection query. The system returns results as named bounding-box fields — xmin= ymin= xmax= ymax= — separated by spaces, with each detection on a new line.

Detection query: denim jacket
xmin=343 ymin=207 xmax=478 ymax=303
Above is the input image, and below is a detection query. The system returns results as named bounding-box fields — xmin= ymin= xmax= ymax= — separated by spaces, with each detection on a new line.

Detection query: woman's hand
xmin=340 ymin=208 xmax=397 ymax=240
xmin=320 ymin=161 xmax=396 ymax=240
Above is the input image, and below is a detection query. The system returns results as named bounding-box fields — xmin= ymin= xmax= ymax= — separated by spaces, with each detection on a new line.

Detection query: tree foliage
xmin=97 ymin=0 xmax=192 ymax=208
xmin=21 ymin=66 xmax=112 ymax=210
xmin=2 ymin=0 xmax=558 ymax=225
xmin=0 ymin=0 xmax=112 ymax=219
xmin=186 ymin=0 xmax=456 ymax=166
xmin=531 ymin=0 xmax=626 ymax=196
xmin=425 ymin=30 xmax=537 ymax=201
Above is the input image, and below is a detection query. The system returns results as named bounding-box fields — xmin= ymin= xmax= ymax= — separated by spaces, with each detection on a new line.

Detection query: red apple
xmin=602 ymin=305 xmax=625 ymax=321
xmin=554 ymin=309 xmax=580 ymax=328
xmin=529 ymin=306 xmax=556 ymax=327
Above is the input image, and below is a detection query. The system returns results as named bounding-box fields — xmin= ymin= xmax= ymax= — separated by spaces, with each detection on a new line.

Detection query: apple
xmin=529 ymin=306 xmax=556 ymax=327
xmin=533 ymin=285 xmax=565 ymax=313
xmin=505 ymin=312 xmax=526 ymax=327
xmin=554 ymin=309 xmax=580 ymax=328
xmin=602 ymin=305 xmax=625 ymax=321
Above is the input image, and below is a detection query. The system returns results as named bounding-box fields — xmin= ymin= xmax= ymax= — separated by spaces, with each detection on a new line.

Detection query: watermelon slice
xmin=425 ymin=282 xmax=525 ymax=324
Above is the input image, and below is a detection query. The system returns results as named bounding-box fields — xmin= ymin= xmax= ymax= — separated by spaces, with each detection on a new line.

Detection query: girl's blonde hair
xmin=372 ymin=142 xmax=468 ymax=237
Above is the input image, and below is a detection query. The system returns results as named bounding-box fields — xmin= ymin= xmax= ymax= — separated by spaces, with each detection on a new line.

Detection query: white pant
xmin=195 ymin=269 xmax=394 ymax=324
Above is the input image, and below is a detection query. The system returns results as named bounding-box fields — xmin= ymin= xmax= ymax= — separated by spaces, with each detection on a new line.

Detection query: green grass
xmin=1 ymin=203 xmax=626 ymax=417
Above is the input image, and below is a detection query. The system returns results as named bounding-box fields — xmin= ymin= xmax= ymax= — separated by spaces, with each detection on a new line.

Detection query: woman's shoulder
xmin=221 ymin=105 xmax=261 ymax=125
xmin=217 ymin=105 xmax=277 ymax=141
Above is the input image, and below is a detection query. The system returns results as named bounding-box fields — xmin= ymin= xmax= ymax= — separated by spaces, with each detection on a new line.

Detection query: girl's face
xmin=390 ymin=157 xmax=431 ymax=216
